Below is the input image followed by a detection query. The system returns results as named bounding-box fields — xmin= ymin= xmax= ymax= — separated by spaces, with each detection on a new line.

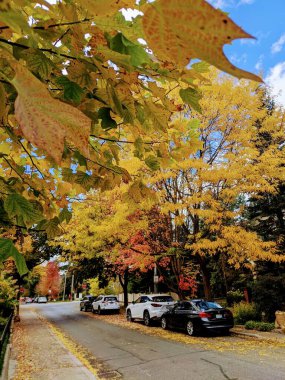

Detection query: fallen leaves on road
xmin=85 ymin=311 xmax=285 ymax=355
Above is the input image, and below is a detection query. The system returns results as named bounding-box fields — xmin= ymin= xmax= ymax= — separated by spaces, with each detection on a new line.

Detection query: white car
xmin=92 ymin=295 xmax=120 ymax=314
xmin=126 ymin=294 xmax=175 ymax=326
xmin=36 ymin=296 xmax=47 ymax=303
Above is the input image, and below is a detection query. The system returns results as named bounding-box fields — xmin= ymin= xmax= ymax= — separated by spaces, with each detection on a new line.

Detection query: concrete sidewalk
xmin=232 ymin=326 xmax=285 ymax=341
xmin=9 ymin=308 xmax=96 ymax=380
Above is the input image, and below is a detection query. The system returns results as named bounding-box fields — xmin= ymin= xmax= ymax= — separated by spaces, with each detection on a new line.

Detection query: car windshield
xmin=105 ymin=297 xmax=117 ymax=301
xmin=193 ymin=301 xmax=222 ymax=310
xmin=151 ymin=296 xmax=174 ymax=302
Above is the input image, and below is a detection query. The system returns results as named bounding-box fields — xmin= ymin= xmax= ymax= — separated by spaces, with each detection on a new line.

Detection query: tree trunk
xmin=198 ymin=256 xmax=212 ymax=300
xmin=119 ymin=268 xmax=129 ymax=308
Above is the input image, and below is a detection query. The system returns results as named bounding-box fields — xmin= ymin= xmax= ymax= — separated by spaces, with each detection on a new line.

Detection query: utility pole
xmin=70 ymin=274 xmax=74 ymax=301
xmin=153 ymin=263 xmax=158 ymax=293
xmin=62 ymin=271 xmax=67 ymax=301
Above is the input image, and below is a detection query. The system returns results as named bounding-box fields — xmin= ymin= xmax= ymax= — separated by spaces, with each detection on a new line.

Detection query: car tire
xmin=186 ymin=320 xmax=195 ymax=336
xmin=143 ymin=311 xmax=151 ymax=327
xmin=161 ymin=317 xmax=168 ymax=330
xmin=127 ymin=310 xmax=134 ymax=322
xmin=84 ymin=306 xmax=88 ymax=312
xmin=98 ymin=307 xmax=101 ymax=315
xmin=92 ymin=307 xmax=95 ymax=314
xmin=80 ymin=305 xmax=82 ymax=311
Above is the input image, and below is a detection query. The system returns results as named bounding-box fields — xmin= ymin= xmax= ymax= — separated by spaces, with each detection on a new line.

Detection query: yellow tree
xmin=0 ymin=0 xmax=262 ymax=273
xmin=151 ymin=70 xmax=285 ymax=298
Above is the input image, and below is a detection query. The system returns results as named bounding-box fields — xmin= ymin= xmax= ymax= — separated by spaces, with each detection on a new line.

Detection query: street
xmin=24 ymin=302 xmax=285 ymax=380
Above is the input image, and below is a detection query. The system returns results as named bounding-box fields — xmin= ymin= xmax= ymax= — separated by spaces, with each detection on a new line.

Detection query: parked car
xmin=92 ymin=295 xmax=120 ymax=314
xmin=34 ymin=296 xmax=47 ymax=303
xmin=161 ymin=299 xmax=234 ymax=336
xmin=25 ymin=297 xmax=33 ymax=303
xmin=126 ymin=294 xmax=175 ymax=326
xmin=80 ymin=295 xmax=97 ymax=312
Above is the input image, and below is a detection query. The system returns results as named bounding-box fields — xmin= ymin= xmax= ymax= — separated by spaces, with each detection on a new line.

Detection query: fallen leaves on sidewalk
xmin=12 ymin=322 xmax=33 ymax=380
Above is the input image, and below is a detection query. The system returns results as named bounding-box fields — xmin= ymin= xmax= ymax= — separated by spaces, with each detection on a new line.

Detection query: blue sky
xmin=208 ymin=0 xmax=285 ymax=106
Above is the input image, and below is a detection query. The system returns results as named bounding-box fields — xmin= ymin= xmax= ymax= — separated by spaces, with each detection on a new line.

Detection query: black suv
xmin=80 ymin=295 xmax=97 ymax=312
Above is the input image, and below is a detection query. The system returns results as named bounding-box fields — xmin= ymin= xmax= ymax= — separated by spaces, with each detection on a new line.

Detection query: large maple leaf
xmin=143 ymin=0 xmax=262 ymax=82
xmin=11 ymin=64 xmax=90 ymax=163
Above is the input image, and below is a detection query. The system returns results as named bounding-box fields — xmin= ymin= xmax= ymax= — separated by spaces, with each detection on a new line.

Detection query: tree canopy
xmin=0 ymin=0 xmax=264 ymax=274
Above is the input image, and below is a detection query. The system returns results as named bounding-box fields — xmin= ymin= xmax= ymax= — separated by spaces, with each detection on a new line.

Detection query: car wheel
xmin=92 ymin=307 xmax=95 ymax=314
xmin=98 ymin=307 xmax=101 ymax=315
xmin=80 ymin=305 xmax=82 ymax=311
xmin=84 ymin=306 xmax=88 ymax=312
xmin=143 ymin=311 xmax=151 ymax=326
xmin=161 ymin=317 xmax=168 ymax=330
xmin=186 ymin=320 xmax=195 ymax=336
xmin=127 ymin=310 xmax=134 ymax=322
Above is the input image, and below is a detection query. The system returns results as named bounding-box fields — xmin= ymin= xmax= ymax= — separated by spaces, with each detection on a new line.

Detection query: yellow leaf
xmin=10 ymin=63 xmax=90 ymax=163
xmin=77 ymin=0 xmax=135 ymax=17
xmin=143 ymin=0 xmax=262 ymax=82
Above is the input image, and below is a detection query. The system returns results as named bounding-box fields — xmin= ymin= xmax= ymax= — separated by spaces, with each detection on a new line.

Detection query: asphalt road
xmin=25 ymin=302 xmax=285 ymax=380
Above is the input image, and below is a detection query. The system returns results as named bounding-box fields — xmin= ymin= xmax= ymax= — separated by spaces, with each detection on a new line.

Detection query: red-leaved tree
xmin=36 ymin=262 xmax=61 ymax=300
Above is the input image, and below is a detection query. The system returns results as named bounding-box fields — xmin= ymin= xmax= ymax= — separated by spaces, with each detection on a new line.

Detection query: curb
xmin=231 ymin=329 xmax=285 ymax=341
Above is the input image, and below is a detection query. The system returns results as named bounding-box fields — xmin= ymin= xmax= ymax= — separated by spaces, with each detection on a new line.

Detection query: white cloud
xmin=271 ymin=34 xmax=285 ymax=54
xmin=255 ymin=55 xmax=264 ymax=72
xmin=265 ymin=62 xmax=285 ymax=107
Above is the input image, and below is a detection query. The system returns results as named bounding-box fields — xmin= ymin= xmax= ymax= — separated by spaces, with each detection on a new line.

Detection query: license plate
xmin=216 ymin=314 xmax=223 ymax=319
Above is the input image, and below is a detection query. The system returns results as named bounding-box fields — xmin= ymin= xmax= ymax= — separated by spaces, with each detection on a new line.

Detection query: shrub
xmin=245 ymin=320 xmax=275 ymax=332
xmin=0 ymin=316 xmax=8 ymax=327
xmin=232 ymin=302 xmax=259 ymax=324
xmin=227 ymin=290 xmax=244 ymax=306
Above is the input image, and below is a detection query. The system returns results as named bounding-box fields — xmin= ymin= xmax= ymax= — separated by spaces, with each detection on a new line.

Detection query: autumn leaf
xmin=143 ymin=0 xmax=262 ymax=81
xmin=180 ymin=88 xmax=202 ymax=113
xmin=109 ymin=33 xmax=150 ymax=67
xmin=59 ymin=207 xmax=72 ymax=224
xmin=10 ymin=63 xmax=91 ymax=163
xmin=0 ymin=238 xmax=28 ymax=276
xmin=77 ymin=0 xmax=136 ymax=17
xmin=4 ymin=193 xmax=43 ymax=227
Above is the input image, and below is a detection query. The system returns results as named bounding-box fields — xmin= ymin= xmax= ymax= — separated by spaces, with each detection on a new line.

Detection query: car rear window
xmin=194 ymin=301 xmax=222 ymax=310
xmin=151 ymin=296 xmax=174 ymax=302
xmin=105 ymin=297 xmax=118 ymax=301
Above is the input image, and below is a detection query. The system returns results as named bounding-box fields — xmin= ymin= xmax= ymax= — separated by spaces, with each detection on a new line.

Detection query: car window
xmin=134 ymin=297 xmax=141 ymax=303
xmin=151 ymin=296 xmax=174 ymax=302
xmin=96 ymin=297 xmax=102 ymax=302
xmin=180 ymin=302 xmax=193 ymax=310
xmin=105 ymin=297 xmax=117 ymax=301
xmin=140 ymin=296 xmax=149 ymax=303
xmin=194 ymin=301 xmax=223 ymax=310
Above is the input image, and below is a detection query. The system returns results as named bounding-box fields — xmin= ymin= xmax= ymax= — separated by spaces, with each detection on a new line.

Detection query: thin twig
xmin=0 ymin=18 xmax=92 ymax=31
xmin=90 ymin=134 xmax=165 ymax=145
xmin=18 ymin=140 xmax=45 ymax=179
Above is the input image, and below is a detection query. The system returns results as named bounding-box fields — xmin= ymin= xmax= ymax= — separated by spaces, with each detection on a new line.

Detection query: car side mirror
xmin=132 ymin=301 xmax=135 ymax=304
